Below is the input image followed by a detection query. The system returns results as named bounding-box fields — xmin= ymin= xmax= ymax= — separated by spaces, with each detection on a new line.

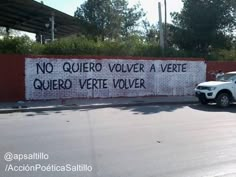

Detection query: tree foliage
xmin=142 ymin=20 xmax=159 ymax=43
xmin=171 ymin=0 xmax=236 ymax=54
xmin=74 ymin=0 xmax=145 ymax=40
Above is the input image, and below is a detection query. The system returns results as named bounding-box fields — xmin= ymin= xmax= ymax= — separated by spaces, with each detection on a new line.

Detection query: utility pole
xmin=158 ymin=2 xmax=164 ymax=55
xmin=164 ymin=0 xmax=167 ymax=49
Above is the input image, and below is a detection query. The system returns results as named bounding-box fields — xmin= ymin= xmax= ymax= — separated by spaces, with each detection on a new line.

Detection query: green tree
xmin=74 ymin=0 xmax=145 ymax=40
xmin=142 ymin=20 xmax=159 ymax=43
xmin=171 ymin=0 xmax=236 ymax=54
xmin=121 ymin=3 xmax=145 ymax=37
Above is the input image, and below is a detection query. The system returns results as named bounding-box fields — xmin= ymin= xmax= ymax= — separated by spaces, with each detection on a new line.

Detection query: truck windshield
xmin=218 ymin=74 xmax=236 ymax=82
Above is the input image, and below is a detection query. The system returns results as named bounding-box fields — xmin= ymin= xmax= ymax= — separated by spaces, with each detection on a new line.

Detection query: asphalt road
xmin=1 ymin=104 xmax=236 ymax=177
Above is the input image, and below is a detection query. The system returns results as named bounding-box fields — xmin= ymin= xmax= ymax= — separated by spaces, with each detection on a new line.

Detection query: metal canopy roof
xmin=0 ymin=0 xmax=83 ymax=38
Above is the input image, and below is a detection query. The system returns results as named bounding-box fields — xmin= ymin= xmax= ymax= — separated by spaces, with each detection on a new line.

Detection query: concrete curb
xmin=0 ymin=100 xmax=199 ymax=114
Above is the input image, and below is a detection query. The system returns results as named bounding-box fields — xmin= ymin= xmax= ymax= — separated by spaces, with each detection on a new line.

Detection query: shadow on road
xmin=25 ymin=110 xmax=62 ymax=117
xmin=190 ymin=103 xmax=236 ymax=113
xmin=23 ymin=104 xmax=187 ymax=116
xmin=118 ymin=104 xmax=186 ymax=115
xmin=21 ymin=103 xmax=236 ymax=117
xmin=118 ymin=103 xmax=236 ymax=115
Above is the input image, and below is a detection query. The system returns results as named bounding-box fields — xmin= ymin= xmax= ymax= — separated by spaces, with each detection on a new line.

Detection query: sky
xmin=35 ymin=0 xmax=183 ymax=25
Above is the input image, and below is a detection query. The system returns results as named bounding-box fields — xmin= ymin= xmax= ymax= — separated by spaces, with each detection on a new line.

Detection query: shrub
xmin=0 ymin=36 xmax=32 ymax=54
xmin=0 ymin=35 xmax=235 ymax=61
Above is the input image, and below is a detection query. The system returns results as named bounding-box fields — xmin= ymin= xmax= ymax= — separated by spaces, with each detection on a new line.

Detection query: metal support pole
xmin=6 ymin=27 xmax=9 ymax=37
xmin=51 ymin=14 xmax=55 ymax=41
xmin=40 ymin=35 xmax=43 ymax=44
xmin=158 ymin=2 xmax=164 ymax=55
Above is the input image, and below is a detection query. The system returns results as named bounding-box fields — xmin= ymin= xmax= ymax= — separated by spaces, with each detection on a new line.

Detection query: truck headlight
xmin=207 ymin=87 xmax=216 ymax=91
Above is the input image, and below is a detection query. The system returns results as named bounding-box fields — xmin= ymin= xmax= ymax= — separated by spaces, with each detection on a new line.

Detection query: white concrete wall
xmin=25 ymin=58 xmax=206 ymax=100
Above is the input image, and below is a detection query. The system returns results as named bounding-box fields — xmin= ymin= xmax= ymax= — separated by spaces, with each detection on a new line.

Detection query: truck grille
xmin=197 ymin=86 xmax=209 ymax=90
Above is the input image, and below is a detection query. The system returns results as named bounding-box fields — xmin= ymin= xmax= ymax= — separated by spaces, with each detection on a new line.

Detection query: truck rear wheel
xmin=216 ymin=93 xmax=230 ymax=107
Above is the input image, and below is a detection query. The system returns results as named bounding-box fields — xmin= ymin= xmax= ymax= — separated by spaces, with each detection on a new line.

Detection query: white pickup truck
xmin=195 ymin=71 xmax=236 ymax=107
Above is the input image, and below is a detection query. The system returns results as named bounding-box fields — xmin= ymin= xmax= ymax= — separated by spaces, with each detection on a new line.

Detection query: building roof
xmin=0 ymin=0 xmax=83 ymax=38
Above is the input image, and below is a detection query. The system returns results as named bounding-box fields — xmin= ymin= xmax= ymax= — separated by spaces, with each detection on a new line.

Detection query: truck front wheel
xmin=216 ymin=93 xmax=230 ymax=107
xmin=198 ymin=98 xmax=209 ymax=105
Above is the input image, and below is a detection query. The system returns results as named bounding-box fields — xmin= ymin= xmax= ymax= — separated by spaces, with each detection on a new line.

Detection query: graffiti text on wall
xmin=25 ymin=58 xmax=206 ymax=100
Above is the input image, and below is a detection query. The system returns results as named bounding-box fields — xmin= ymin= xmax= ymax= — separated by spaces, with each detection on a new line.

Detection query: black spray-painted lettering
xmin=161 ymin=63 xmax=187 ymax=73
xmin=113 ymin=79 xmax=146 ymax=89
xmin=63 ymin=62 xmax=102 ymax=73
xmin=108 ymin=63 xmax=144 ymax=73
xmin=78 ymin=79 xmax=108 ymax=89
xmin=150 ymin=64 xmax=156 ymax=72
xmin=36 ymin=62 xmax=53 ymax=74
xmin=33 ymin=78 xmax=72 ymax=90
